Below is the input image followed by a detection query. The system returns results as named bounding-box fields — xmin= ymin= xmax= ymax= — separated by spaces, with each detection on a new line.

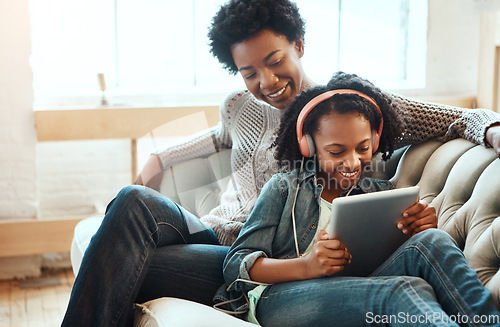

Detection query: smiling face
xmin=230 ymin=29 xmax=310 ymax=109
xmin=313 ymin=111 xmax=374 ymax=197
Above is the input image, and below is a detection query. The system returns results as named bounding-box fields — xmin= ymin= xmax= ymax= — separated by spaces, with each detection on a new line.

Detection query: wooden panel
xmin=477 ymin=12 xmax=500 ymax=112
xmin=418 ymin=96 xmax=477 ymax=109
xmin=0 ymin=219 xmax=82 ymax=257
xmin=35 ymin=105 xmax=220 ymax=141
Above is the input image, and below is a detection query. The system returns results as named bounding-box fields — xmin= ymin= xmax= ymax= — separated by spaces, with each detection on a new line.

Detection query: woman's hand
xmin=398 ymin=199 xmax=437 ymax=236
xmin=134 ymin=154 xmax=163 ymax=191
xmin=302 ymin=230 xmax=351 ymax=279
xmin=486 ymin=124 xmax=500 ymax=158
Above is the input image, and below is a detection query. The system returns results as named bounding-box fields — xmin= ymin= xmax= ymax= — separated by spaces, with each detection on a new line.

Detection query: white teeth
xmin=339 ymin=171 xmax=358 ymax=178
xmin=268 ymin=86 xmax=286 ymax=98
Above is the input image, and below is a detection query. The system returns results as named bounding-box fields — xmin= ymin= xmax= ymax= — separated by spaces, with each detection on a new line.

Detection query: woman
xmin=62 ymin=0 xmax=500 ymax=326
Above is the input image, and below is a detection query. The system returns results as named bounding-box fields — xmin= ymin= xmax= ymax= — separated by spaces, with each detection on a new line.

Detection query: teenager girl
xmin=221 ymin=73 xmax=500 ymax=326
xmin=62 ymin=0 xmax=500 ymax=325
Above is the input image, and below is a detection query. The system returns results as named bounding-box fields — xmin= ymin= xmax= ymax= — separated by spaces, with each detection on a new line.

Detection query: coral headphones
xmin=296 ymin=89 xmax=384 ymax=157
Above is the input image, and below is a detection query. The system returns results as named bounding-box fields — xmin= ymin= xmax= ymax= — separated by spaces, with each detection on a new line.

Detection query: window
xmin=30 ymin=0 xmax=427 ymax=107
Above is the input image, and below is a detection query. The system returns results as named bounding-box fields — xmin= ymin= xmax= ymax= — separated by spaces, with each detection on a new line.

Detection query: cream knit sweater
xmin=157 ymin=90 xmax=499 ymax=246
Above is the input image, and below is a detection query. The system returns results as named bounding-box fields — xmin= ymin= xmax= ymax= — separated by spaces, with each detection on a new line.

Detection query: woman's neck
xmin=301 ymin=76 xmax=316 ymax=92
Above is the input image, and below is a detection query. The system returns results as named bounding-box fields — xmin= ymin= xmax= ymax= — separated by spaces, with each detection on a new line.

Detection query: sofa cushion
xmin=70 ymin=215 xmax=104 ymax=276
xmin=134 ymin=297 xmax=255 ymax=327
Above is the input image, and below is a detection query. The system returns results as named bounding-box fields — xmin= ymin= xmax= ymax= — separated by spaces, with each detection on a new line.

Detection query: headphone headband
xmin=296 ymin=89 xmax=384 ymax=157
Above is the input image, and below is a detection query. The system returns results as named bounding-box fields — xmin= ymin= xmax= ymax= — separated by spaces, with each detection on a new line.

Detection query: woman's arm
xmin=486 ymin=124 xmax=500 ymax=158
xmin=391 ymin=93 xmax=500 ymax=155
xmin=134 ymin=153 xmax=162 ymax=189
xmin=136 ymin=91 xmax=250 ymax=188
xmin=134 ymin=126 xmax=221 ymax=190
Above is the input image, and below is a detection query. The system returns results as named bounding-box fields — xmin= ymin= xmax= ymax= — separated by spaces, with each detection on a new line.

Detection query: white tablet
xmin=328 ymin=185 xmax=420 ymax=277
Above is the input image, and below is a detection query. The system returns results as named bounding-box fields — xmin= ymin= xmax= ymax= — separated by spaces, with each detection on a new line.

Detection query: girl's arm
xmin=223 ymin=175 xmax=351 ymax=288
xmin=249 ymin=230 xmax=351 ymax=284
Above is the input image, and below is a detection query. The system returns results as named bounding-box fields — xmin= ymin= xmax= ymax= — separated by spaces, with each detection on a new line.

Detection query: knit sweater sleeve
xmin=155 ymin=92 xmax=237 ymax=169
xmin=391 ymin=93 xmax=500 ymax=148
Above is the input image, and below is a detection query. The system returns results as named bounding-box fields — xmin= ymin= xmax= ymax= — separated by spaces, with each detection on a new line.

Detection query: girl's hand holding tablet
xmin=302 ymin=230 xmax=351 ymax=278
xmin=398 ymin=200 xmax=437 ymax=236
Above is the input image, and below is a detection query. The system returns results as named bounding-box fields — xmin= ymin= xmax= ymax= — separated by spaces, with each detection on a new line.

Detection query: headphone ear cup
xmin=305 ymin=134 xmax=315 ymax=157
xmin=372 ymin=131 xmax=381 ymax=153
xmin=298 ymin=134 xmax=315 ymax=157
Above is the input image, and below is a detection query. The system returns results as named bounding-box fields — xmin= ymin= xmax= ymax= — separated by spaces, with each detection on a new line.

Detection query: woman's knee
xmin=115 ymin=185 xmax=158 ymax=203
xmin=110 ymin=185 xmax=177 ymax=211
xmin=105 ymin=185 xmax=177 ymax=224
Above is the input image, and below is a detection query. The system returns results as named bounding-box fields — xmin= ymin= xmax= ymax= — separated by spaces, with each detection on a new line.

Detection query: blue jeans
xmin=255 ymin=230 xmax=500 ymax=327
xmin=63 ymin=186 xmax=499 ymax=327
xmin=62 ymin=186 xmax=228 ymax=327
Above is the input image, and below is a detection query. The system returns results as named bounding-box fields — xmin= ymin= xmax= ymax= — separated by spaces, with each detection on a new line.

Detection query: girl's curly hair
xmin=274 ymin=72 xmax=404 ymax=170
xmin=208 ymin=0 xmax=305 ymax=75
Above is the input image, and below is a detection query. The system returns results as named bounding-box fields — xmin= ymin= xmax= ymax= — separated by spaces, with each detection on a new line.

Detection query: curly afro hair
xmin=208 ymin=0 xmax=305 ymax=75
xmin=273 ymin=72 xmax=404 ymax=170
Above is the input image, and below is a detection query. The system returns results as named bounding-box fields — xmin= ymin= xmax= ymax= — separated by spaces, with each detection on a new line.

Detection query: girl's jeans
xmin=256 ymin=229 xmax=500 ymax=326
xmin=62 ymin=186 xmax=500 ymax=326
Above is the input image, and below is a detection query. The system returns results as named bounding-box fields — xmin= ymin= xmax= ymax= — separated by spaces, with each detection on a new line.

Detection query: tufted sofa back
xmin=389 ymin=139 xmax=500 ymax=304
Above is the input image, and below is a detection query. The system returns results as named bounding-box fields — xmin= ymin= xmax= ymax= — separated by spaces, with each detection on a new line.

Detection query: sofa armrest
xmin=134 ymin=297 xmax=255 ymax=327
xmin=70 ymin=215 xmax=104 ymax=276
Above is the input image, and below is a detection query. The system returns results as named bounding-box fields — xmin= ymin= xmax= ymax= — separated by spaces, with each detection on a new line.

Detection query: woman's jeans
xmin=256 ymin=229 xmax=500 ymax=327
xmin=62 ymin=186 xmax=228 ymax=327
xmin=63 ymin=186 xmax=500 ymax=327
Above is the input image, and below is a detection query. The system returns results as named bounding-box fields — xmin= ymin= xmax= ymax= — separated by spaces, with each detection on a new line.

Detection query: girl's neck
xmin=316 ymin=171 xmax=343 ymax=203
xmin=317 ymin=171 xmax=359 ymax=203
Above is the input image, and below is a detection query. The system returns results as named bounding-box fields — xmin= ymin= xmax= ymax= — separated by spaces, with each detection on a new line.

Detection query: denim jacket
xmin=214 ymin=159 xmax=393 ymax=312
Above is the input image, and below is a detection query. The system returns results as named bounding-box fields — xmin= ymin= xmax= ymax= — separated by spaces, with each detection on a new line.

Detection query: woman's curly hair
xmin=274 ymin=72 xmax=404 ymax=170
xmin=208 ymin=0 xmax=305 ymax=75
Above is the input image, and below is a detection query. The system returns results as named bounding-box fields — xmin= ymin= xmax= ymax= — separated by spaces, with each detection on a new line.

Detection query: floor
xmin=0 ymin=268 xmax=74 ymax=327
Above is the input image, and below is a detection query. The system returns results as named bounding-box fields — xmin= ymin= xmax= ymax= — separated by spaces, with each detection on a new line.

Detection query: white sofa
xmin=71 ymin=139 xmax=500 ymax=326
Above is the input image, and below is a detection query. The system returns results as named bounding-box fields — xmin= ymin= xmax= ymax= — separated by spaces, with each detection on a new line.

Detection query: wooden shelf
xmin=35 ymin=105 xmax=220 ymax=182
xmin=0 ymin=219 xmax=83 ymax=257
xmin=35 ymin=105 xmax=220 ymax=142
xmin=478 ymin=12 xmax=500 ymax=112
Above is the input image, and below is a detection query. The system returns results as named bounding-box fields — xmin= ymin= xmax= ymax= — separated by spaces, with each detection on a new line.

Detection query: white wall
xmin=0 ymin=0 xmax=499 ymax=279
xmin=0 ymin=0 xmax=40 ymax=278
xmin=407 ymin=0 xmax=500 ymax=98
xmin=0 ymin=0 xmax=36 ymax=220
